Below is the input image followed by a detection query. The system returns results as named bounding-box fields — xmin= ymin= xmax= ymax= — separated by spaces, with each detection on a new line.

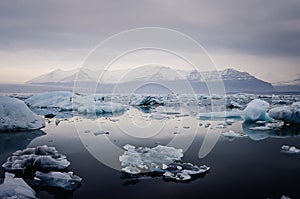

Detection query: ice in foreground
xmin=281 ymin=145 xmax=300 ymax=154
xmin=34 ymin=171 xmax=82 ymax=190
xmin=119 ymin=144 xmax=210 ymax=181
xmin=2 ymin=145 xmax=70 ymax=172
xmin=0 ymin=172 xmax=37 ymax=199
xmin=0 ymin=95 xmax=45 ymax=131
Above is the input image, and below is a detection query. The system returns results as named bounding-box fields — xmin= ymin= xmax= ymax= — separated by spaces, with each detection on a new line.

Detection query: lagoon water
xmin=1 ymin=103 xmax=300 ymax=199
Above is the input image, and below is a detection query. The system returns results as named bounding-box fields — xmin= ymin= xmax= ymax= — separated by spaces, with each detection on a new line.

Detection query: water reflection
xmin=242 ymin=122 xmax=300 ymax=141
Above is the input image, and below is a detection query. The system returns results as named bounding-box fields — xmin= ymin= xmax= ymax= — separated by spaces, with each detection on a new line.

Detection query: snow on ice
xmin=2 ymin=145 xmax=70 ymax=172
xmin=0 ymin=95 xmax=45 ymax=131
xmin=119 ymin=144 xmax=209 ymax=181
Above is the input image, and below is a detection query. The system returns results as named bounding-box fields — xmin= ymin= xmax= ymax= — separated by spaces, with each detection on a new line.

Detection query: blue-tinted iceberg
xmin=0 ymin=95 xmax=45 ymax=131
xmin=119 ymin=144 xmax=209 ymax=181
xmin=34 ymin=171 xmax=82 ymax=190
xmin=0 ymin=172 xmax=37 ymax=199
xmin=269 ymin=102 xmax=300 ymax=124
xmin=2 ymin=145 xmax=70 ymax=172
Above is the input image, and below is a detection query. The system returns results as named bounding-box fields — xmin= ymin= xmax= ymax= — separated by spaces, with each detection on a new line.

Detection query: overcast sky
xmin=0 ymin=0 xmax=299 ymax=83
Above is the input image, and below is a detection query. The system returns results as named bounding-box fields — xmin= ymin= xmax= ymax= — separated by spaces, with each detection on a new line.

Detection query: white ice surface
xmin=0 ymin=172 xmax=37 ymax=199
xmin=0 ymin=95 xmax=45 ymax=131
xmin=34 ymin=171 xmax=82 ymax=190
xmin=2 ymin=145 xmax=70 ymax=171
xmin=269 ymin=102 xmax=300 ymax=124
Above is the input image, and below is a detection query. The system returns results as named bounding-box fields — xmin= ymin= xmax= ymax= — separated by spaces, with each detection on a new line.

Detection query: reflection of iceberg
xmin=242 ymin=122 xmax=300 ymax=141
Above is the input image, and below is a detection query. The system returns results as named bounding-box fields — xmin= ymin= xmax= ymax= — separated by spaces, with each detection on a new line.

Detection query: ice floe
xmin=269 ymin=102 xmax=300 ymax=124
xmin=0 ymin=172 xmax=37 ymax=199
xmin=281 ymin=145 xmax=300 ymax=154
xmin=119 ymin=144 xmax=209 ymax=181
xmin=78 ymin=101 xmax=128 ymax=114
xmin=222 ymin=130 xmax=247 ymax=138
xmin=34 ymin=171 xmax=82 ymax=190
xmin=2 ymin=145 xmax=70 ymax=172
xmin=0 ymin=95 xmax=45 ymax=131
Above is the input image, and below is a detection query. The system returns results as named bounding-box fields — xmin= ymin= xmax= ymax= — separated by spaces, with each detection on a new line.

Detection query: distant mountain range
xmin=27 ymin=65 xmax=290 ymax=94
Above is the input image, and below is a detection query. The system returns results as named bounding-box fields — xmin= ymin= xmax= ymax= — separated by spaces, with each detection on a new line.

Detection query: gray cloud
xmin=0 ymin=0 xmax=300 ymax=56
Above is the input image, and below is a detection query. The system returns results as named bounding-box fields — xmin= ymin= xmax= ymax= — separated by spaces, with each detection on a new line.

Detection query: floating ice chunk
xmin=216 ymin=123 xmax=227 ymax=129
xmin=281 ymin=195 xmax=291 ymax=199
xmin=94 ymin=130 xmax=108 ymax=136
xmin=0 ymin=172 xmax=37 ymax=199
xmin=269 ymin=102 xmax=300 ymax=124
xmin=2 ymin=145 xmax=70 ymax=171
xmin=0 ymin=95 xmax=45 ymax=131
xmin=241 ymin=99 xmax=273 ymax=122
xmin=222 ymin=130 xmax=247 ymax=138
xmin=34 ymin=171 xmax=82 ymax=190
xmin=119 ymin=145 xmax=209 ymax=181
xmin=78 ymin=102 xmax=128 ymax=114
xmin=25 ymin=91 xmax=73 ymax=110
xmin=249 ymin=126 xmax=271 ymax=131
xmin=204 ymin=123 xmax=211 ymax=128
xmin=281 ymin=145 xmax=300 ymax=154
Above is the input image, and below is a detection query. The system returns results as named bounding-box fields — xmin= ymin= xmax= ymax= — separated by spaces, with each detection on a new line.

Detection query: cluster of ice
xmin=119 ymin=144 xmax=209 ymax=181
xmin=25 ymin=92 xmax=128 ymax=115
xmin=281 ymin=145 xmax=300 ymax=154
xmin=34 ymin=171 xmax=82 ymax=191
xmin=269 ymin=102 xmax=300 ymax=124
xmin=78 ymin=101 xmax=128 ymax=114
xmin=0 ymin=95 xmax=45 ymax=131
xmin=0 ymin=172 xmax=37 ymax=199
xmin=2 ymin=145 xmax=70 ymax=172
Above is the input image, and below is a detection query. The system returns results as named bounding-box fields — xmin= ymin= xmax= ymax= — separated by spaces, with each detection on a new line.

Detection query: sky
xmin=0 ymin=0 xmax=299 ymax=83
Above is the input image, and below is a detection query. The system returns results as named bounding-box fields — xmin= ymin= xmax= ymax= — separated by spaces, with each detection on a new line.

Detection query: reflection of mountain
xmin=27 ymin=66 xmax=274 ymax=94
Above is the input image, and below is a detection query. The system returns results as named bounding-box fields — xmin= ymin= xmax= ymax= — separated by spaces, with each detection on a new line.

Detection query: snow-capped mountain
xmin=27 ymin=66 xmax=274 ymax=93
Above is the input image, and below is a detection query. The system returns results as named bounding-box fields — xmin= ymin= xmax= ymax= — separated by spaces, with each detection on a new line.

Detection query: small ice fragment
xmin=94 ymin=130 xmax=108 ymax=136
xmin=162 ymin=164 xmax=168 ymax=169
xmin=183 ymin=126 xmax=190 ymax=129
xmin=249 ymin=126 xmax=271 ymax=130
xmin=216 ymin=123 xmax=227 ymax=129
xmin=281 ymin=195 xmax=291 ymax=199
xmin=55 ymin=118 xmax=61 ymax=126
xmin=222 ymin=130 xmax=246 ymax=138
xmin=281 ymin=145 xmax=290 ymax=150
xmin=204 ymin=123 xmax=211 ymax=128
xmin=281 ymin=145 xmax=300 ymax=154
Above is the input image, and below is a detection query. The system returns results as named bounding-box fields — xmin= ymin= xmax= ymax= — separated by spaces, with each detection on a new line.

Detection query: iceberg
xmin=34 ymin=171 xmax=82 ymax=190
xmin=269 ymin=102 xmax=300 ymax=124
xmin=0 ymin=172 xmax=37 ymax=199
xmin=241 ymin=99 xmax=273 ymax=122
xmin=25 ymin=91 xmax=73 ymax=110
xmin=222 ymin=130 xmax=247 ymax=138
xmin=130 ymin=95 xmax=164 ymax=106
xmin=2 ymin=145 xmax=70 ymax=172
xmin=119 ymin=144 xmax=209 ymax=181
xmin=78 ymin=101 xmax=128 ymax=114
xmin=0 ymin=95 xmax=45 ymax=131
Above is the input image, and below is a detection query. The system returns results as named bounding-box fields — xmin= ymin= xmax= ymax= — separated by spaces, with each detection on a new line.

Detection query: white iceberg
xmin=241 ymin=99 xmax=273 ymax=122
xmin=222 ymin=130 xmax=247 ymax=138
xmin=0 ymin=172 xmax=37 ymax=199
xmin=78 ymin=101 xmax=128 ymax=114
xmin=25 ymin=91 xmax=73 ymax=110
xmin=2 ymin=145 xmax=70 ymax=172
xmin=0 ymin=95 xmax=45 ymax=131
xmin=269 ymin=102 xmax=300 ymax=124
xmin=119 ymin=144 xmax=209 ymax=181
xmin=248 ymin=126 xmax=272 ymax=131
xmin=34 ymin=171 xmax=82 ymax=190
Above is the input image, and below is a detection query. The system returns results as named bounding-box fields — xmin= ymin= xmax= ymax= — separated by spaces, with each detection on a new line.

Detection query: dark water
xmin=1 ymin=111 xmax=300 ymax=199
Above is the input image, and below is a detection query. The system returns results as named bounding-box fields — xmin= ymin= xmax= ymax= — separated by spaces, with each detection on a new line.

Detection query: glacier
xmin=0 ymin=95 xmax=45 ymax=131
